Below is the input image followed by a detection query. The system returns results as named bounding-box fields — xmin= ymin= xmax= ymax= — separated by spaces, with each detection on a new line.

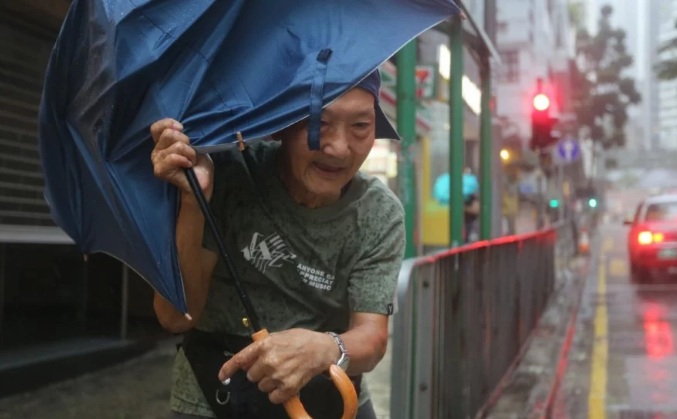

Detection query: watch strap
xmin=326 ymin=331 xmax=349 ymax=370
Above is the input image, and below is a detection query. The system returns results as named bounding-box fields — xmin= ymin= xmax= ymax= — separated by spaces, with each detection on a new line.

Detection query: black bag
xmin=181 ymin=329 xmax=361 ymax=419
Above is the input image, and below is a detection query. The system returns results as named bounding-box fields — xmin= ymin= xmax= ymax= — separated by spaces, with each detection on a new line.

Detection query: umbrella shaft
xmin=184 ymin=168 xmax=261 ymax=332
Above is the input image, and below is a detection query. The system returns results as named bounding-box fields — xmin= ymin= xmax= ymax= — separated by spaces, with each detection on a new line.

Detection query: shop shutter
xmin=0 ymin=13 xmax=56 ymax=226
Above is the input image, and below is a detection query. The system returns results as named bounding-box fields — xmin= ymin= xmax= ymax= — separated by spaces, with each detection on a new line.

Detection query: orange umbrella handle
xmin=251 ymin=329 xmax=358 ymax=419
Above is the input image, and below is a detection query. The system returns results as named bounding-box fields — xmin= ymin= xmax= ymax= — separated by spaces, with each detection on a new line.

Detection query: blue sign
xmin=556 ymin=137 xmax=581 ymax=163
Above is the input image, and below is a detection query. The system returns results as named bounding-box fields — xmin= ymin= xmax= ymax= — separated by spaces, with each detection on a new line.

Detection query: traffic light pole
xmin=396 ymin=41 xmax=418 ymax=259
xmin=530 ymin=77 xmax=560 ymax=229
xmin=449 ymin=17 xmax=464 ymax=247
xmin=480 ymin=0 xmax=496 ymax=241
xmin=558 ymin=162 xmax=565 ymax=221
xmin=536 ymin=170 xmax=545 ymax=229
xmin=479 ymin=58 xmax=492 ymax=240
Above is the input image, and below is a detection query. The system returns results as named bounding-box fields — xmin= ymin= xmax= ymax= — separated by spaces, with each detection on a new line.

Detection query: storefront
xmin=0 ymin=5 xmax=159 ymax=397
xmin=362 ymin=30 xmax=485 ymax=250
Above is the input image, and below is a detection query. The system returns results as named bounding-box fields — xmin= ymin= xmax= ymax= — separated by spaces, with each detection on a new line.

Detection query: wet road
xmin=556 ymin=224 xmax=677 ymax=418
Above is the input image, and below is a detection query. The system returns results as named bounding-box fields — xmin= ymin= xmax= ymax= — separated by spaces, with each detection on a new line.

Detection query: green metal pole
xmin=396 ymin=41 xmax=418 ymax=258
xmin=479 ymin=58 xmax=493 ymax=240
xmin=448 ymin=20 xmax=466 ymax=418
xmin=449 ymin=18 xmax=464 ymax=247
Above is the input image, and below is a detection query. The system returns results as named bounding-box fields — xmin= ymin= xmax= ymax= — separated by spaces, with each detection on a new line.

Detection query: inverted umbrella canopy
xmin=39 ymin=0 xmax=461 ymax=313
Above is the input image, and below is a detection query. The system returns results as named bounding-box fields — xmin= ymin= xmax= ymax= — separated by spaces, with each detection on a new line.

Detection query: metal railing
xmin=390 ymin=221 xmax=576 ymax=419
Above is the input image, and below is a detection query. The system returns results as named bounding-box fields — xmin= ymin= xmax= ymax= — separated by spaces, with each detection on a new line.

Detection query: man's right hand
xmin=150 ymin=118 xmax=219 ymax=332
xmin=150 ymin=118 xmax=214 ymax=200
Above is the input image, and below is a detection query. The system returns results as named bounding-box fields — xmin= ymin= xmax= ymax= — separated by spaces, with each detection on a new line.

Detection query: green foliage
xmin=568 ymin=1 xmax=585 ymax=30
xmin=572 ymin=4 xmax=641 ymax=149
xmin=656 ymin=60 xmax=677 ymax=81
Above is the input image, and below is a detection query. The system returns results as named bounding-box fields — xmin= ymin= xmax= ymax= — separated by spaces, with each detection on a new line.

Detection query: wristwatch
xmin=326 ymin=331 xmax=350 ymax=371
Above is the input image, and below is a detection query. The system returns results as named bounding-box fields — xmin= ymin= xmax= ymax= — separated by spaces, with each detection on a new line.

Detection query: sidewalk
xmin=514 ymin=205 xmax=538 ymax=235
xmin=364 ymin=323 xmax=394 ymax=418
xmin=0 ymin=338 xmax=177 ymax=418
xmin=483 ymin=257 xmax=587 ymax=418
xmin=0 ymin=334 xmax=395 ymax=419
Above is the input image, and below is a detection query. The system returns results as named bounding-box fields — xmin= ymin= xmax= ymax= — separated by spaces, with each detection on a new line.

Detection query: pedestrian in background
xmin=433 ymin=170 xmax=480 ymax=243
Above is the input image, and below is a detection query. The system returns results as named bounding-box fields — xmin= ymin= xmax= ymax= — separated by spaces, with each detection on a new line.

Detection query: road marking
xmin=608 ymin=258 xmax=627 ymax=277
xmin=602 ymin=237 xmax=614 ymax=253
xmin=588 ymin=252 xmax=609 ymax=419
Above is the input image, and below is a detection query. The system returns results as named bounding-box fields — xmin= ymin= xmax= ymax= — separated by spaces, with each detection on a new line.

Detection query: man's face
xmin=278 ymin=88 xmax=376 ymax=205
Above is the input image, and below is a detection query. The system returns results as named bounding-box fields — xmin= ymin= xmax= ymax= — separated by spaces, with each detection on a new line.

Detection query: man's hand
xmin=218 ymin=329 xmax=339 ymax=404
xmin=149 ymin=118 xmax=218 ymax=332
xmin=150 ymin=118 xmax=213 ymax=199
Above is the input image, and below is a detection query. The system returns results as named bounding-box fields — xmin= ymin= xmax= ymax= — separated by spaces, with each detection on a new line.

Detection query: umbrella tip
xmin=184 ymin=313 xmax=193 ymax=321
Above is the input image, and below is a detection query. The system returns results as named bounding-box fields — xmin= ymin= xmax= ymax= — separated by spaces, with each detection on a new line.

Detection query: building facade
xmin=645 ymin=0 xmax=662 ymax=150
xmin=658 ymin=0 xmax=677 ymax=149
xmin=494 ymin=0 xmax=574 ymax=146
xmin=0 ymin=3 xmax=160 ymax=396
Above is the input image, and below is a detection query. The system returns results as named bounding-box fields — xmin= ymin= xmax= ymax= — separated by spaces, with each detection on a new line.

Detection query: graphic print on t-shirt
xmin=242 ymin=232 xmax=296 ymax=273
xmin=296 ymin=263 xmax=336 ymax=291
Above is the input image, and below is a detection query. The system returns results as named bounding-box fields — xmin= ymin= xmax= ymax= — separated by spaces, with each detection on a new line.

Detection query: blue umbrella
xmin=433 ymin=173 xmax=479 ymax=205
xmin=39 ymin=0 xmax=461 ymax=315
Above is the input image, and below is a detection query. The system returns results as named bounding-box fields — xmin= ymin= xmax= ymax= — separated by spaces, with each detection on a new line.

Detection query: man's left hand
xmin=218 ymin=329 xmax=339 ymax=404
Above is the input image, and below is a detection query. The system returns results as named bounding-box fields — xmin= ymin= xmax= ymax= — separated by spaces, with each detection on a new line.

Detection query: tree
xmin=656 ymin=20 xmax=677 ymax=81
xmin=571 ymin=5 xmax=641 ymax=149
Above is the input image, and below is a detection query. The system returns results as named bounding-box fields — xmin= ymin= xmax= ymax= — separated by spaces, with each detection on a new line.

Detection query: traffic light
xmin=588 ymin=198 xmax=598 ymax=208
xmin=549 ymin=199 xmax=560 ymax=209
xmin=529 ymin=80 xmax=559 ymax=150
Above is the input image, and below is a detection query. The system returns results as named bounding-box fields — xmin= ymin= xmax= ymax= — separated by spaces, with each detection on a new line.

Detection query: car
xmin=625 ymin=194 xmax=677 ymax=283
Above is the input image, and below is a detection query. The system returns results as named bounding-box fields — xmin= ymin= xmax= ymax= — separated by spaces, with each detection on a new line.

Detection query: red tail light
xmin=638 ymin=231 xmax=664 ymax=245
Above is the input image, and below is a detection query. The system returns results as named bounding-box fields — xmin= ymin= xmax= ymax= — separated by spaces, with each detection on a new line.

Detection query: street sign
xmin=556 ymin=136 xmax=581 ymax=163
xmin=380 ymin=61 xmax=435 ymax=99
xmin=415 ymin=65 xmax=435 ymax=99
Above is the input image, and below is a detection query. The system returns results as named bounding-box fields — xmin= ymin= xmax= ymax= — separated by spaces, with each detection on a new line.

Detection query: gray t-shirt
xmin=170 ymin=140 xmax=405 ymax=416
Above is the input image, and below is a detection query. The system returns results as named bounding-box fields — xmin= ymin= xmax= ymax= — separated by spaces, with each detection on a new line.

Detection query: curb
xmin=540 ymin=258 xmax=588 ymax=418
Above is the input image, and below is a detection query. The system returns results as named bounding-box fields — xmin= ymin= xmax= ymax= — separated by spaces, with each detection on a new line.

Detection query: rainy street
xmin=4 ymin=0 xmax=677 ymax=418
xmin=554 ymin=222 xmax=677 ymax=419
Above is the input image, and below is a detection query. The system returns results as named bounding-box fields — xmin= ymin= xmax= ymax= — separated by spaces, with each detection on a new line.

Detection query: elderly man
xmin=150 ymin=71 xmax=405 ymax=419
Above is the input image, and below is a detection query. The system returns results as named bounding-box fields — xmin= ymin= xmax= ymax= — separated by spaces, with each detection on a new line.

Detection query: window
xmin=500 ymin=50 xmax=519 ymax=83
xmin=644 ymin=202 xmax=677 ymax=222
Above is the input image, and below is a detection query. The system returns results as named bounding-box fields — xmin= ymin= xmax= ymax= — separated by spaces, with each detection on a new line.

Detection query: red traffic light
xmin=533 ymin=93 xmax=550 ymax=112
